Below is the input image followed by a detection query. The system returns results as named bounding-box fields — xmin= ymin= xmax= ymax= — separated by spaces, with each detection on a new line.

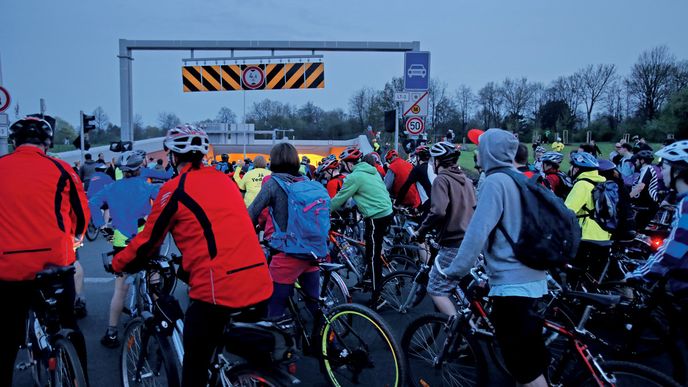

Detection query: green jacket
xmin=331 ymin=162 xmax=393 ymax=219
xmin=565 ymin=170 xmax=611 ymax=241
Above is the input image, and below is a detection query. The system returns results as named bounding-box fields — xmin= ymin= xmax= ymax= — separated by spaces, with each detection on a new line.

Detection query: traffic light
xmin=82 ymin=113 xmax=96 ymax=132
xmin=72 ymin=135 xmax=91 ymax=151
xmin=384 ymin=110 xmax=397 ymax=133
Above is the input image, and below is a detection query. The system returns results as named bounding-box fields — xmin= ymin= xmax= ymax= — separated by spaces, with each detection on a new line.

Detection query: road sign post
xmin=394 ymin=103 xmax=400 ymax=152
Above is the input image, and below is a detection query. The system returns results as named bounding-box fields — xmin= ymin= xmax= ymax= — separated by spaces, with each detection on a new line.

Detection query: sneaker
xmin=74 ymin=298 xmax=87 ymax=319
xmin=100 ymin=330 xmax=120 ymax=349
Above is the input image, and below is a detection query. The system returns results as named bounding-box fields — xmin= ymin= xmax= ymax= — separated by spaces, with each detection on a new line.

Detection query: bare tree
xmin=625 ymin=46 xmax=678 ymax=121
xmin=133 ymin=114 xmax=144 ymax=132
xmin=500 ymin=77 xmax=540 ymax=119
xmin=477 ymin=82 xmax=503 ymax=128
xmin=348 ymin=88 xmax=376 ymax=131
xmin=157 ymin=112 xmax=181 ymax=130
xmin=428 ymin=79 xmax=455 ymax=138
xmin=92 ymin=106 xmax=109 ymax=130
xmin=546 ymin=75 xmax=582 ymax=115
xmin=604 ymin=80 xmax=624 ymax=129
xmin=216 ymin=107 xmax=237 ymax=124
xmin=455 ymin=85 xmax=474 ymax=132
xmin=574 ymin=64 xmax=616 ymax=127
xmin=674 ymin=60 xmax=688 ymax=91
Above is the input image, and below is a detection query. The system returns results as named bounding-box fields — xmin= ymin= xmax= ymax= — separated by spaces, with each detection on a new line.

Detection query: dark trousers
xmin=182 ymin=299 xmax=267 ymax=387
xmin=364 ymin=214 xmax=393 ymax=298
xmin=0 ymin=273 xmax=87 ymax=386
xmin=491 ymin=296 xmax=548 ymax=384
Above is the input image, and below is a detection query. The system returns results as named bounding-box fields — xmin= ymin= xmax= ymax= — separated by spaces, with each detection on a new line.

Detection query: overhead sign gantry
xmin=118 ymin=39 xmax=421 ymax=142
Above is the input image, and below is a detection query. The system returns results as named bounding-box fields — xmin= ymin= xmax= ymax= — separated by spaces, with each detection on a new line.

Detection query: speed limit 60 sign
xmin=405 ymin=116 xmax=425 ymax=136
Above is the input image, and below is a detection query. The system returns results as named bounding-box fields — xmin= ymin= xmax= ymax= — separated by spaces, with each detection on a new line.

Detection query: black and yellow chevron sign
xmin=182 ymin=62 xmax=324 ymax=92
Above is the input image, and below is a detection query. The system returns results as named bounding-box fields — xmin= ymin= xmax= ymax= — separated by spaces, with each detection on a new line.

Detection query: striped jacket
xmin=629 ymin=192 xmax=688 ymax=294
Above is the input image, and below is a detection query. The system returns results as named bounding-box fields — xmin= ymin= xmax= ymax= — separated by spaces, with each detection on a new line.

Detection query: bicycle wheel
xmin=85 ymin=219 xmax=98 ymax=241
xmin=319 ymin=303 xmax=406 ymax=387
xmin=219 ymin=363 xmax=283 ymax=386
xmin=574 ymin=360 xmax=681 ymax=387
xmin=401 ymin=313 xmax=487 ymax=387
xmin=121 ymin=318 xmax=181 ymax=387
xmin=51 ymin=337 xmax=88 ymax=387
xmin=385 ymin=254 xmax=418 ymax=272
xmin=377 ymin=270 xmax=422 ymax=313
xmin=321 ymin=271 xmax=352 ymax=310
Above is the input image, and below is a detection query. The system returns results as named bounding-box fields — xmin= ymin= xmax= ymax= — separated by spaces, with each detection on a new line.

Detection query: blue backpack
xmin=269 ymin=177 xmax=331 ymax=260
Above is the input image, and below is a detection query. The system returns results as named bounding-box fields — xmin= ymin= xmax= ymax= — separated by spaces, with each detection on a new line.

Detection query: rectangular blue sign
xmin=404 ymin=51 xmax=430 ymax=90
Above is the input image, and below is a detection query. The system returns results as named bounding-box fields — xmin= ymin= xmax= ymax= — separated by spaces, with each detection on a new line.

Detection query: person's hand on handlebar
xmin=99 ymin=226 xmax=115 ymax=243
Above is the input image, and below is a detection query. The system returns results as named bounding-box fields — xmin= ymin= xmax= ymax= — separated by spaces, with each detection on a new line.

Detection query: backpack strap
xmin=573 ymin=178 xmax=596 ymax=219
xmin=486 ymin=170 xmax=519 ymax=252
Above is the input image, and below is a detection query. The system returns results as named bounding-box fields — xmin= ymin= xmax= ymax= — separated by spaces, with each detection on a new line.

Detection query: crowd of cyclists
xmin=1 ymin=113 xmax=688 ymax=386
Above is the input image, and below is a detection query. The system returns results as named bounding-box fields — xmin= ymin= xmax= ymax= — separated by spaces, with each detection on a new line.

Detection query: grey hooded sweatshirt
xmin=444 ymin=129 xmax=547 ymax=288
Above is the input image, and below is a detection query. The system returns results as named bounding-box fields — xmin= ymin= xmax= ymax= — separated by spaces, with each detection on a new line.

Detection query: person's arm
xmin=237 ymin=170 xmax=248 ymax=191
xmin=630 ymin=168 xmax=650 ymax=198
xmin=384 ymin=170 xmax=395 ymax=192
xmin=65 ymin=164 xmax=91 ymax=238
xmin=331 ymin=175 xmax=360 ymax=211
xmin=417 ymin=178 xmax=448 ymax=236
xmin=141 ymin=167 xmax=173 ymax=181
xmin=88 ymin=186 xmax=109 ymax=228
xmin=444 ymin=177 xmax=506 ymax=278
xmin=113 ymin=183 xmax=176 ymax=272
xmin=247 ymin=179 xmax=273 ymax=225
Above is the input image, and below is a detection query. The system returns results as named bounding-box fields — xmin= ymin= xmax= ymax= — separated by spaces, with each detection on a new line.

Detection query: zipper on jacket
xmin=226 ymin=262 xmax=265 ymax=275
xmin=3 ymin=247 xmax=52 ymax=255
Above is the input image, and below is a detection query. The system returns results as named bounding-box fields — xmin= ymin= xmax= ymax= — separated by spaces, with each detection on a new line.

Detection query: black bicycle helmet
xmin=9 ymin=116 xmax=54 ymax=146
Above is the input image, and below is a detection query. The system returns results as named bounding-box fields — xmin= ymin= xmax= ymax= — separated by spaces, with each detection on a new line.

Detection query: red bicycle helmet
xmin=385 ymin=149 xmax=399 ymax=162
xmin=340 ymin=146 xmax=362 ymax=162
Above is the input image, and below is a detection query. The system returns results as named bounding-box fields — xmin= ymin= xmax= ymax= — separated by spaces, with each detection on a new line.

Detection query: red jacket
xmin=113 ymin=164 xmax=273 ymax=308
xmin=388 ymin=158 xmax=420 ymax=208
xmin=326 ymin=175 xmax=346 ymax=199
xmin=0 ymin=146 xmax=90 ymax=281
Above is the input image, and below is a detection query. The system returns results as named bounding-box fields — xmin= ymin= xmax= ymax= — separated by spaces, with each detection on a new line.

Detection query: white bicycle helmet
xmin=541 ymin=151 xmax=564 ymax=165
xmin=163 ymin=124 xmax=210 ymax=155
xmin=656 ymin=140 xmax=688 ymax=166
xmin=117 ymin=150 xmax=145 ymax=172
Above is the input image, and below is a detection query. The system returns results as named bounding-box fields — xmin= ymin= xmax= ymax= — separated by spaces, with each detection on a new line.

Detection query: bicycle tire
xmin=51 ymin=337 xmax=88 ymax=387
xmin=321 ymin=271 xmax=352 ymax=310
xmin=85 ymin=219 xmax=98 ymax=241
xmin=121 ymin=318 xmax=181 ymax=387
xmin=319 ymin=303 xmax=406 ymax=387
xmin=401 ymin=313 xmax=487 ymax=387
xmin=218 ymin=363 xmax=283 ymax=386
xmin=377 ymin=270 xmax=427 ymax=313
xmin=574 ymin=360 xmax=682 ymax=387
xmin=385 ymin=254 xmax=418 ymax=272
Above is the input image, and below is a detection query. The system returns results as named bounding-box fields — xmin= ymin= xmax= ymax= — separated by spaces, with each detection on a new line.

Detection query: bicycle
xmin=401 ymin=267 xmax=681 ymax=387
xmin=284 ymin=260 xmax=408 ymax=386
xmin=105 ymin=252 xmax=302 ymax=387
xmin=15 ymin=265 xmax=88 ymax=387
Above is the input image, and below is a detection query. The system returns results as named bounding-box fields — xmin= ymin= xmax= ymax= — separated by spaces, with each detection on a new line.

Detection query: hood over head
xmin=438 ymin=165 xmax=467 ymax=185
xmin=478 ymin=128 xmax=519 ymax=172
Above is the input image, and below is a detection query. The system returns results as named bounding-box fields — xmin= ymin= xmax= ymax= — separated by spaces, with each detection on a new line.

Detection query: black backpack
xmin=490 ymin=169 xmax=581 ymax=271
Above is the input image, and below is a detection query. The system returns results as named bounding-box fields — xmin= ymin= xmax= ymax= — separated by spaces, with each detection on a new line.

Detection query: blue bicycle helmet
xmin=570 ymin=152 xmax=599 ymax=169
xmin=541 ymin=151 xmax=563 ymax=165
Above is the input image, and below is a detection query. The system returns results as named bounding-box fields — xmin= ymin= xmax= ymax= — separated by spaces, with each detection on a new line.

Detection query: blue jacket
xmin=88 ymin=176 xmax=160 ymax=238
xmin=87 ymin=172 xmax=114 ymax=198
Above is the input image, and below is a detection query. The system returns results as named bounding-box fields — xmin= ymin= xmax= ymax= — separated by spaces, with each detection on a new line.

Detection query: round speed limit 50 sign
xmin=405 ymin=116 xmax=425 ymax=136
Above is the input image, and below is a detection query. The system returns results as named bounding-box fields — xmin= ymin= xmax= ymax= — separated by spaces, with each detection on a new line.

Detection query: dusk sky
xmin=2 ymin=0 xmax=687 ymax=128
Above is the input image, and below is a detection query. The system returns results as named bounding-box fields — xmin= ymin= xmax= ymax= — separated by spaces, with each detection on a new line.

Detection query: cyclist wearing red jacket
xmin=384 ymin=150 xmax=420 ymax=208
xmin=0 ymin=116 xmax=90 ymax=385
xmin=112 ymin=125 xmax=273 ymax=387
